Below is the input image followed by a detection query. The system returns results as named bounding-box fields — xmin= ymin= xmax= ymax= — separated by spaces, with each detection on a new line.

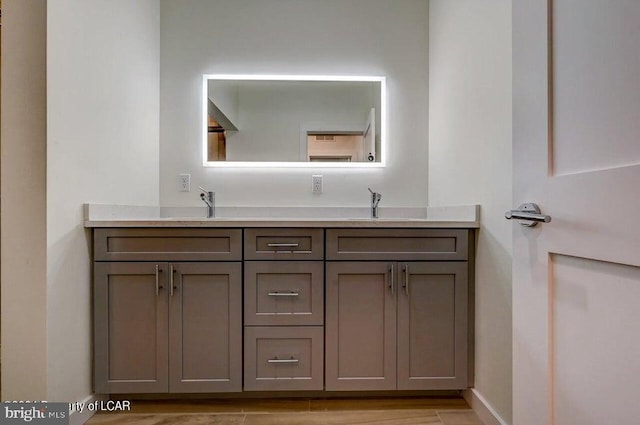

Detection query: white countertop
xmin=83 ymin=204 xmax=480 ymax=228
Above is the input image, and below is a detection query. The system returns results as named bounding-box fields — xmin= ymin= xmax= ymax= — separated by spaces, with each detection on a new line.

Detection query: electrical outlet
xmin=179 ymin=174 xmax=191 ymax=192
xmin=312 ymin=175 xmax=323 ymax=194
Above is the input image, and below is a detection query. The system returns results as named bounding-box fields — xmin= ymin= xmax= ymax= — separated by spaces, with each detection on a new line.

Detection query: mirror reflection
xmin=203 ymin=76 xmax=384 ymax=165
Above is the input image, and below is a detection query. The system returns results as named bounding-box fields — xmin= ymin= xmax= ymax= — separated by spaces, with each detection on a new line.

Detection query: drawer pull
xmin=268 ymin=291 xmax=300 ymax=297
xmin=267 ymin=243 xmax=300 ymax=248
xmin=268 ymin=357 xmax=299 ymax=364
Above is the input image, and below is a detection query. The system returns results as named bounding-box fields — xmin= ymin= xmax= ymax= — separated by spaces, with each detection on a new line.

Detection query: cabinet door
xmin=94 ymin=262 xmax=169 ymax=393
xmin=325 ymin=262 xmax=397 ymax=390
xmin=169 ymin=262 xmax=242 ymax=392
xmin=397 ymin=262 xmax=468 ymax=390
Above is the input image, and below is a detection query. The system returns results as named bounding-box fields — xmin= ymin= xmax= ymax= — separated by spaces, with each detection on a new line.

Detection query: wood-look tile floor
xmin=86 ymin=398 xmax=484 ymax=425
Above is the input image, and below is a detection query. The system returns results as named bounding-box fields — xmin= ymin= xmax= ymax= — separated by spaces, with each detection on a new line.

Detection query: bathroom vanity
xmin=88 ymin=216 xmax=477 ymax=395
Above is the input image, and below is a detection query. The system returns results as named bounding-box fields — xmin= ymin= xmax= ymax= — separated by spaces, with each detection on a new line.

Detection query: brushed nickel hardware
xmin=267 ymin=291 xmax=300 ymax=297
xmin=155 ymin=264 xmax=161 ymax=296
xmin=368 ymin=187 xmax=382 ymax=219
xmin=199 ymin=186 xmax=215 ymax=218
xmin=267 ymin=357 xmax=299 ymax=364
xmin=170 ymin=265 xmax=175 ymax=297
xmin=505 ymin=203 xmax=551 ymax=227
xmin=389 ymin=264 xmax=395 ymax=295
xmin=267 ymin=243 xmax=300 ymax=248
xmin=403 ymin=264 xmax=410 ymax=296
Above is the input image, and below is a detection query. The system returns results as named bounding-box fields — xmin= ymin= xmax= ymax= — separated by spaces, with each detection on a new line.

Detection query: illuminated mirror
xmin=202 ymin=75 xmax=386 ymax=168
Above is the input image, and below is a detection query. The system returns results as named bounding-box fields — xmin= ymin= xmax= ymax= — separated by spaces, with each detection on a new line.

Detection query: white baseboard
xmin=463 ymin=388 xmax=509 ymax=425
xmin=69 ymin=394 xmax=108 ymax=425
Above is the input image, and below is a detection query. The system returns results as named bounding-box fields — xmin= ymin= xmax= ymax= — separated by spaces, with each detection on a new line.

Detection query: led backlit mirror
xmin=202 ymin=75 xmax=386 ymax=168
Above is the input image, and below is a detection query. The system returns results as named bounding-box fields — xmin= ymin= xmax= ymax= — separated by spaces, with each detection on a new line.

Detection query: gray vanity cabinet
xmin=94 ymin=261 xmax=242 ymax=394
xmin=93 ymin=229 xmax=243 ymax=394
xmin=325 ymin=228 xmax=470 ymax=391
xmin=93 ymin=226 xmax=473 ymax=395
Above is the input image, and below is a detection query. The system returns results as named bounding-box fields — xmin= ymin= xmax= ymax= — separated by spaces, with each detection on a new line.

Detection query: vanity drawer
xmin=244 ymin=228 xmax=324 ymax=260
xmin=244 ymin=326 xmax=324 ymax=391
xmin=245 ymin=261 xmax=324 ymax=326
xmin=94 ymin=228 xmax=242 ymax=261
xmin=326 ymin=228 xmax=468 ymax=261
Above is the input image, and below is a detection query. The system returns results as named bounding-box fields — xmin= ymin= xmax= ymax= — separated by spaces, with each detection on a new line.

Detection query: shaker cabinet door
xmin=396 ymin=262 xmax=468 ymax=390
xmin=169 ymin=262 xmax=242 ymax=393
xmin=94 ymin=262 xmax=169 ymax=394
xmin=325 ymin=262 xmax=397 ymax=391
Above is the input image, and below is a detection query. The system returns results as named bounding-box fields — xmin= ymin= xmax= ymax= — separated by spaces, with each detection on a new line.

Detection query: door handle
xmin=403 ymin=264 xmax=409 ymax=296
xmin=389 ymin=264 xmax=395 ymax=295
xmin=505 ymin=203 xmax=551 ymax=227
xmin=170 ymin=265 xmax=177 ymax=297
xmin=155 ymin=264 xmax=164 ymax=296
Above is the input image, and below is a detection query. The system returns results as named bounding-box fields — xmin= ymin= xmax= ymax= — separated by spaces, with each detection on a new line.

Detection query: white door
xmin=512 ymin=1 xmax=640 ymax=425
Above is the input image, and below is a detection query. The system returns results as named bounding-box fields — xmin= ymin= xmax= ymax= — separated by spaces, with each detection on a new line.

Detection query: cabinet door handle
xmin=403 ymin=264 xmax=410 ymax=296
xmin=170 ymin=265 xmax=176 ymax=297
xmin=268 ymin=291 xmax=300 ymax=297
xmin=267 ymin=243 xmax=299 ymax=248
xmin=389 ymin=264 xmax=395 ymax=295
xmin=155 ymin=264 xmax=163 ymax=296
xmin=267 ymin=357 xmax=299 ymax=364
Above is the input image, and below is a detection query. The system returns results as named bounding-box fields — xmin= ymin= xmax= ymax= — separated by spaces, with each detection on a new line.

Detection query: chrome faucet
xmin=199 ymin=187 xmax=215 ymax=218
xmin=368 ymin=187 xmax=382 ymax=219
